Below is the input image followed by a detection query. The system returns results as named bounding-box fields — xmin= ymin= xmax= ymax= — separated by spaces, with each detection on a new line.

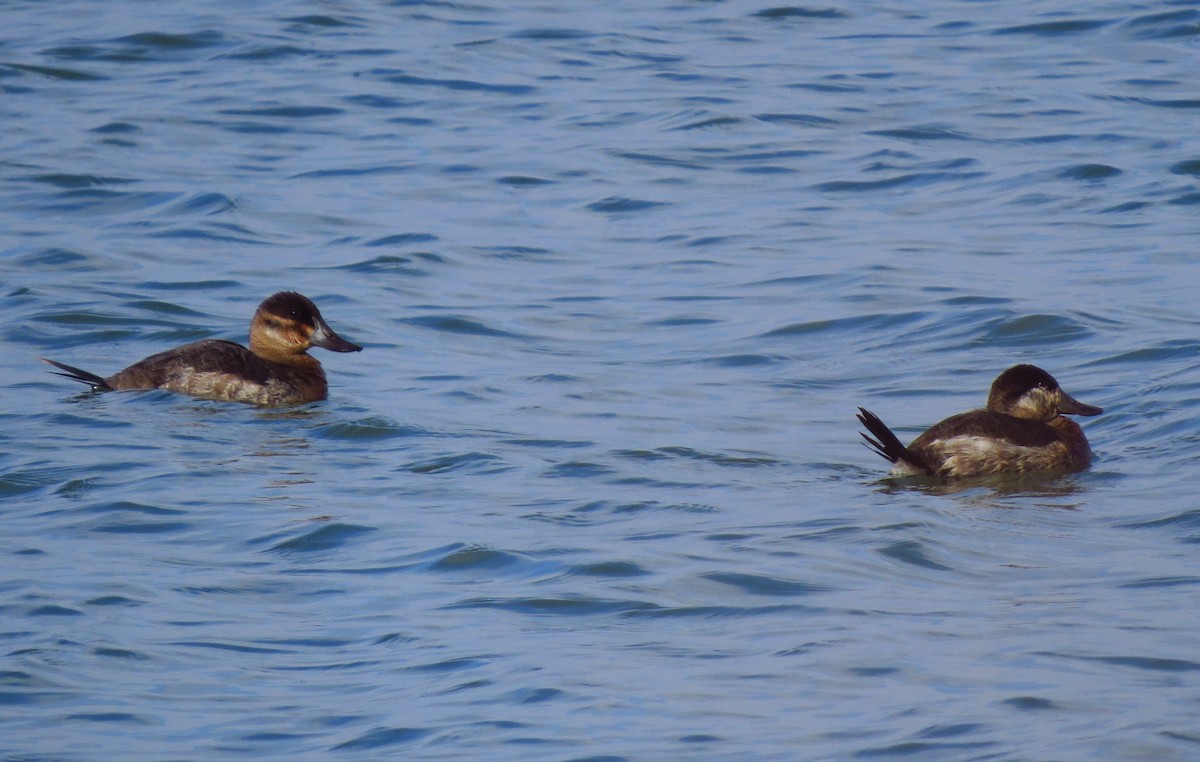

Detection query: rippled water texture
xmin=4 ymin=1 xmax=1200 ymax=759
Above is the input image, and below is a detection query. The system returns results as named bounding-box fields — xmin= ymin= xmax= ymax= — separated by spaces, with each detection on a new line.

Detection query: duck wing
xmin=107 ymin=340 xmax=274 ymax=390
xmin=908 ymin=410 xmax=1059 ymax=450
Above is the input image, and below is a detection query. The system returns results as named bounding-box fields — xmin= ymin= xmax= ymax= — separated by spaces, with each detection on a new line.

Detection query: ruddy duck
xmin=43 ymin=291 xmax=361 ymax=406
xmin=857 ymin=364 xmax=1102 ymax=479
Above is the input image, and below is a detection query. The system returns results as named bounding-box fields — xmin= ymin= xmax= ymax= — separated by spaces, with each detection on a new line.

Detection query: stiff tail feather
xmin=856 ymin=407 xmax=932 ymax=475
xmin=41 ymin=358 xmax=112 ymax=391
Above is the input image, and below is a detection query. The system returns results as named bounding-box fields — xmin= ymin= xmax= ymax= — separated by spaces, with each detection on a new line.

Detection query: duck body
xmin=857 ymin=364 xmax=1102 ymax=480
xmin=43 ymin=292 xmax=361 ymax=407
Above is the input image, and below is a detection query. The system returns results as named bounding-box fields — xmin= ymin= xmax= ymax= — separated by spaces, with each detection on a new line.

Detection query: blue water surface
xmin=4 ymin=1 xmax=1200 ymax=759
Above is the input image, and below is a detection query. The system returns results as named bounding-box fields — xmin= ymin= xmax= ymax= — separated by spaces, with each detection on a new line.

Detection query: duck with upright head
xmin=857 ymin=364 xmax=1102 ymax=479
xmin=43 ymin=291 xmax=361 ymax=407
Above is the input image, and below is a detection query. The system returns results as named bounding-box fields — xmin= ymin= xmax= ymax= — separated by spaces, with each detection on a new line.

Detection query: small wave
xmin=752 ymin=7 xmax=849 ymax=20
xmin=703 ymin=571 xmax=832 ymax=597
xmin=1168 ymin=192 xmax=1200 ymax=206
xmin=815 ymin=170 xmax=986 ymax=192
xmin=1122 ymin=10 xmax=1200 ymax=40
xmin=762 ymin=312 xmax=928 ymax=339
xmin=89 ymin=121 xmax=139 ymax=135
xmin=265 ymin=523 xmax=377 ymax=555
xmin=366 ymin=233 xmax=438 ymax=247
xmin=500 ymin=438 xmax=593 ymax=449
xmin=975 ymin=313 xmax=1094 ymax=347
xmin=756 ymin=112 xmax=839 ymax=127
xmin=25 ymin=173 xmax=135 ymax=189
xmin=290 ymin=164 xmax=414 ymax=179
xmin=1169 ymin=159 xmax=1200 ymax=176
xmin=446 ymin=596 xmax=659 ymax=616
xmin=220 ymin=45 xmax=314 ymax=62
xmin=626 ymin=603 xmax=816 ymax=619
xmin=1118 ymin=576 xmax=1200 ymax=589
xmin=1117 ymin=507 xmax=1200 ymax=531
xmin=4 ymin=62 xmax=108 ymax=81
xmin=475 ymin=245 xmax=557 ymax=260
xmin=27 ymin=189 xmax=180 ymax=216
xmin=113 ymin=31 xmax=225 ymax=51
xmin=148 ymin=225 xmax=270 ymax=245
xmin=333 ymin=726 xmax=433 ymax=751
xmin=510 ymin=28 xmax=595 ymax=41
xmin=1121 ymin=97 xmax=1200 ymax=110
xmin=0 ymin=465 xmax=95 ymax=498
xmin=867 ymin=126 xmax=971 ymax=142
xmin=429 ymin=546 xmax=524 ymax=573
xmin=568 ymin=561 xmax=649 ymax=578
xmin=401 ymin=315 xmax=524 ymax=339
xmin=90 ymin=520 xmax=190 ymax=535
xmin=877 ymin=539 xmax=952 ymax=571
xmin=641 ymin=446 xmax=782 ymax=467
xmin=283 ymin=15 xmax=360 ymax=29
xmin=1003 ymin=696 xmax=1059 ymax=711
xmin=377 ymin=71 xmax=536 ymax=96
xmin=585 ymin=196 xmax=670 ymax=214
xmin=1037 ymin=651 xmax=1200 ymax=673
xmin=63 ymin=712 xmax=149 ymax=724
xmin=135 ymin=279 xmax=240 ymax=291
xmin=543 ymin=461 xmax=617 ymax=479
xmin=86 ymin=596 xmax=142 ymax=607
xmin=1059 ymin=163 xmax=1121 ymax=181
xmin=315 ymin=417 xmax=429 ymax=441
xmin=992 ymin=19 xmax=1112 ymax=36
xmin=702 ymin=353 xmax=787 ymax=368
xmin=496 ymin=175 xmax=555 ymax=186
xmin=26 ymin=604 xmax=83 ymax=617
xmin=163 ymin=192 xmax=238 ymax=215
xmin=332 ymin=255 xmax=428 ymax=275
xmin=402 ymin=452 xmax=506 ymax=474
xmin=1101 ymin=201 xmax=1151 ymax=213
xmin=219 ymin=106 xmax=343 ymax=119
xmin=672 ymin=115 xmax=743 ymax=131
xmin=14 ymin=248 xmax=92 ymax=269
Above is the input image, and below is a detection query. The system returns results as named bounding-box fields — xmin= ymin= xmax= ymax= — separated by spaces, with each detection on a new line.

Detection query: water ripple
xmin=974 ymin=313 xmax=1094 ymax=347
xmin=585 ymin=196 xmax=670 ymax=214
xmin=377 ymin=70 xmax=537 ymax=95
xmin=702 ymin=572 xmax=832 ymax=597
xmin=315 ymin=417 xmax=428 ymax=441
xmin=751 ymin=7 xmax=849 ymax=20
xmin=333 ymin=726 xmax=433 ymax=751
xmin=396 ymin=451 xmax=504 ymax=474
xmin=401 ymin=315 xmax=524 ymax=339
xmin=4 ymin=62 xmax=108 ymax=81
xmin=264 ymin=523 xmax=377 ymax=555
xmin=1123 ymin=10 xmax=1200 ymax=40
xmin=448 ymin=596 xmax=659 ymax=616
xmin=992 ymin=19 xmax=1112 ymax=36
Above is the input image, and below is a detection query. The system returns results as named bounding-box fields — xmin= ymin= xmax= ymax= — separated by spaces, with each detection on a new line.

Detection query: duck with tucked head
xmin=857 ymin=364 xmax=1102 ymax=479
xmin=43 ymin=291 xmax=361 ymax=406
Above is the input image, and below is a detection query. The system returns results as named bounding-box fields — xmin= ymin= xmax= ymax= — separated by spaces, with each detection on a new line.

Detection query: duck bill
xmin=1059 ymin=392 xmax=1102 ymax=416
xmin=310 ymin=317 xmax=362 ymax=353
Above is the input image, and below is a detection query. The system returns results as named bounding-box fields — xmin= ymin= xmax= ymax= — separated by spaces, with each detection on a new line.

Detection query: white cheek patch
xmin=1009 ymin=389 xmax=1055 ymax=420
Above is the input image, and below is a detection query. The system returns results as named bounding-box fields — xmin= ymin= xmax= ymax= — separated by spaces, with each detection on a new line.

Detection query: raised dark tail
xmin=41 ymin=358 xmax=112 ymax=391
xmin=856 ymin=407 xmax=931 ymax=474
